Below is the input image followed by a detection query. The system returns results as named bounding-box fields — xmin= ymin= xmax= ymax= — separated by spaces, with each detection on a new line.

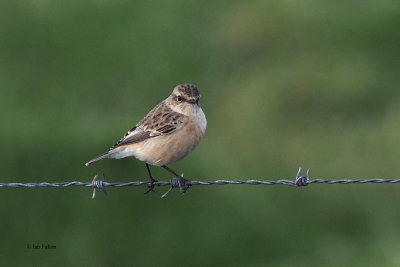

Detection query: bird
xmin=85 ymin=84 xmax=207 ymax=193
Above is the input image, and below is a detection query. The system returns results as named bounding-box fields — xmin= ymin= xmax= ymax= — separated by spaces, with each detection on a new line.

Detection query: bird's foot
xmin=144 ymin=177 xmax=158 ymax=194
xmin=178 ymin=175 xmax=191 ymax=194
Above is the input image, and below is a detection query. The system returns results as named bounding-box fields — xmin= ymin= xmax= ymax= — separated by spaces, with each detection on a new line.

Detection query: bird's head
xmin=167 ymin=84 xmax=202 ymax=114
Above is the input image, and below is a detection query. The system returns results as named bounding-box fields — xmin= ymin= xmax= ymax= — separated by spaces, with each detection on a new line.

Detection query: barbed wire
xmin=1 ymin=167 xmax=400 ymax=198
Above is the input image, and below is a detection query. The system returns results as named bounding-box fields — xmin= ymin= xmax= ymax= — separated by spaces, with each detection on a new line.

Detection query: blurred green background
xmin=1 ymin=0 xmax=400 ymax=266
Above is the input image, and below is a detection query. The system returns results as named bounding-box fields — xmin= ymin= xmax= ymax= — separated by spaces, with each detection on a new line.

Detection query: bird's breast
xmin=140 ymin=109 xmax=206 ymax=166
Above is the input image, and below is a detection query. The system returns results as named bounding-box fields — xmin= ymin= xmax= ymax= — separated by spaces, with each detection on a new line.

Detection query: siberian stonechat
xmin=86 ymin=84 xmax=207 ymax=193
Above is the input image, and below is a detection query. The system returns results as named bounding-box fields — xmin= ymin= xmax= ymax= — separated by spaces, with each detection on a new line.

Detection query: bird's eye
xmin=177 ymin=95 xmax=183 ymax=102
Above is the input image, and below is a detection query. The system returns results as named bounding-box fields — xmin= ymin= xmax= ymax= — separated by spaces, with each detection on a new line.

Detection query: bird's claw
xmin=178 ymin=176 xmax=191 ymax=194
xmin=144 ymin=178 xmax=158 ymax=194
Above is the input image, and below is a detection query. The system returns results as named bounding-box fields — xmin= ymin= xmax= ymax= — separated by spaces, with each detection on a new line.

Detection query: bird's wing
xmin=110 ymin=102 xmax=185 ymax=149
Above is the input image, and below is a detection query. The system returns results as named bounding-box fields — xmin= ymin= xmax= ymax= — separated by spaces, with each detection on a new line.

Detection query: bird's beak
xmin=188 ymin=99 xmax=197 ymax=104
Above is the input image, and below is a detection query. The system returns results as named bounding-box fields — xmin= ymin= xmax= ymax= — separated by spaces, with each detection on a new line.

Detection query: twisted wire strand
xmin=1 ymin=167 xmax=399 ymax=198
xmin=2 ymin=178 xmax=400 ymax=188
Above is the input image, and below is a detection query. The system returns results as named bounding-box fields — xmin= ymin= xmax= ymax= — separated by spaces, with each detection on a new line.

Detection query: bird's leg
xmin=145 ymin=163 xmax=158 ymax=194
xmin=161 ymin=165 xmax=191 ymax=194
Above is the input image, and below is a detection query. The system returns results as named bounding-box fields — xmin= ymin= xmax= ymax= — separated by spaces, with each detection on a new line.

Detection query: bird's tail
xmin=85 ymin=151 xmax=115 ymax=166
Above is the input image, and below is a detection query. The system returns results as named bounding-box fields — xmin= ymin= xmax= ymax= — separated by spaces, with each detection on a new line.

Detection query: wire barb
xmin=295 ymin=166 xmax=310 ymax=186
xmin=161 ymin=174 xmax=189 ymax=198
xmin=2 ymin=166 xmax=400 ymax=198
xmin=161 ymin=178 xmax=180 ymax=198
xmin=92 ymin=173 xmax=108 ymax=199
